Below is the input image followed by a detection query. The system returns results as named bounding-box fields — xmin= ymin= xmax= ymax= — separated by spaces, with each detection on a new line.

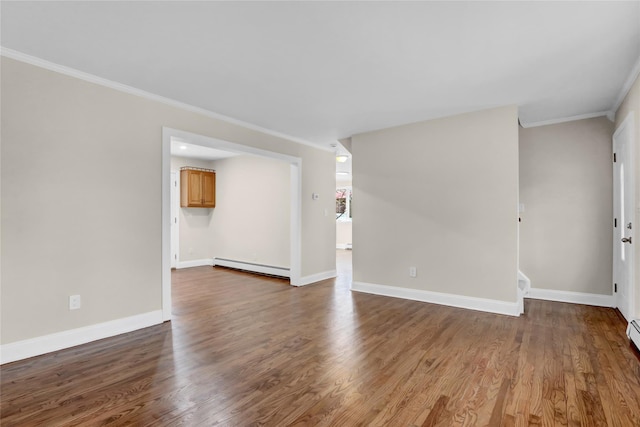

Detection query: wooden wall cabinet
xmin=180 ymin=168 xmax=216 ymax=208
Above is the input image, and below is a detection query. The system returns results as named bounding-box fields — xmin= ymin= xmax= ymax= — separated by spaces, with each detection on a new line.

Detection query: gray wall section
xmin=352 ymin=106 xmax=519 ymax=303
xmin=519 ymin=117 xmax=614 ymax=295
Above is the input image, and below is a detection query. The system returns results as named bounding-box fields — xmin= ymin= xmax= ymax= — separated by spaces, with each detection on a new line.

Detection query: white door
xmin=170 ymin=171 xmax=179 ymax=269
xmin=613 ymin=114 xmax=635 ymax=321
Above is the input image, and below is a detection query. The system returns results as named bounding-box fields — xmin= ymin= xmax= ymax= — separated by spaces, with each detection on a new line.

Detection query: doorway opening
xmin=336 ymin=149 xmax=352 ymax=287
xmin=162 ymin=127 xmax=302 ymax=321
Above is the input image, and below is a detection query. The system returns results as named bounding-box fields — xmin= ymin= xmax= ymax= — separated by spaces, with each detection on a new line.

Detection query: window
xmin=336 ymin=187 xmax=352 ymax=221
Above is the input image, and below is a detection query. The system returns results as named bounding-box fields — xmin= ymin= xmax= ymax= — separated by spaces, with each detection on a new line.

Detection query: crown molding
xmin=0 ymin=47 xmax=332 ymax=153
xmin=519 ymin=111 xmax=612 ymax=128
xmin=612 ymin=54 xmax=640 ymax=115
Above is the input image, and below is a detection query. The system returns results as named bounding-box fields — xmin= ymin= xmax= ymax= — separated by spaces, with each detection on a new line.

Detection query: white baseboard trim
xmin=351 ymin=281 xmax=521 ymax=317
xmin=517 ymin=271 xmax=531 ymax=294
xmin=213 ymin=258 xmax=290 ymax=278
xmin=291 ymin=270 xmax=337 ymax=287
xmin=0 ymin=310 xmax=163 ymax=365
xmin=526 ymin=288 xmax=615 ymax=307
xmin=517 ymin=270 xmax=531 ymax=315
xmin=176 ymin=258 xmax=214 ymax=269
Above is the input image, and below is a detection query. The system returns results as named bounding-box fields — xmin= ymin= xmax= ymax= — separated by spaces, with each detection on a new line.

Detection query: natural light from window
xmin=336 ymin=188 xmax=352 ymax=221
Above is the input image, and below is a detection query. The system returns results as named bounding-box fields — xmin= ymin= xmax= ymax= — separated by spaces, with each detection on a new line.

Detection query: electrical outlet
xmin=69 ymin=295 xmax=81 ymax=310
xmin=409 ymin=267 xmax=417 ymax=278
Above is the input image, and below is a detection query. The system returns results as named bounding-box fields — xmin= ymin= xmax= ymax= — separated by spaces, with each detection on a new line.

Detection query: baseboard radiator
xmin=627 ymin=320 xmax=640 ymax=351
xmin=213 ymin=257 xmax=290 ymax=279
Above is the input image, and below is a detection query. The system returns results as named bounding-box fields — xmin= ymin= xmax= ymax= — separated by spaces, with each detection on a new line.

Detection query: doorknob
xmin=622 ymin=237 xmax=632 ymax=244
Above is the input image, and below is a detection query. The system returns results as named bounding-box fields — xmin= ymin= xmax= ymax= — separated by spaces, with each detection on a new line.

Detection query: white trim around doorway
xmin=161 ymin=127 xmax=303 ymax=321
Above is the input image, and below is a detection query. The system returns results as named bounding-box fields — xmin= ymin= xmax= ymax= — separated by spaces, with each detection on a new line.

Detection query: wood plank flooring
xmin=2 ymin=251 xmax=640 ymax=426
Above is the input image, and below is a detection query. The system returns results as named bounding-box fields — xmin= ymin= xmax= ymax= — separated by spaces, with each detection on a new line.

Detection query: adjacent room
xmin=2 ymin=1 xmax=640 ymax=425
xmin=169 ymin=137 xmax=293 ymax=278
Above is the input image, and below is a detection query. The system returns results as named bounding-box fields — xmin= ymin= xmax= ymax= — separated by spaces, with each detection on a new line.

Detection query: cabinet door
xmin=181 ymin=169 xmax=203 ymax=207
xmin=202 ymin=172 xmax=216 ymax=207
xmin=187 ymin=170 xmax=203 ymax=206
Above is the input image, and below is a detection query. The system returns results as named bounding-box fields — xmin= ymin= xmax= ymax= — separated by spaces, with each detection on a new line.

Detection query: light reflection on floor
xmin=327 ymin=250 xmax=361 ymax=372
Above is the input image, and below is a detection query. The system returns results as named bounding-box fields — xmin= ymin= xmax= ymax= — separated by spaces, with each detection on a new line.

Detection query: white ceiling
xmin=336 ymin=156 xmax=353 ymax=182
xmin=2 ymin=1 xmax=639 ymax=150
xmin=170 ymin=138 xmax=239 ymax=161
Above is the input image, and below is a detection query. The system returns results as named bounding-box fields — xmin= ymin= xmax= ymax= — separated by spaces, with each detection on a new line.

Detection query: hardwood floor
xmin=2 ymin=250 xmax=640 ymax=426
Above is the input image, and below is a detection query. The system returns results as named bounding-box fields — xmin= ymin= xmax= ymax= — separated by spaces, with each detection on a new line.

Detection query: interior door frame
xmin=170 ymin=171 xmax=180 ymax=269
xmin=613 ymin=112 xmax=636 ymax=321
xmin=161 ymin=127 xmax=302 ymax=321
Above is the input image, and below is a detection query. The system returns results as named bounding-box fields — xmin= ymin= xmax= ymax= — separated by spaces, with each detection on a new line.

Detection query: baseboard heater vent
xmin=213 ymin=258 xmax=290 ymax=279
xmin=627 ymin=320 xmax=640 ymax=352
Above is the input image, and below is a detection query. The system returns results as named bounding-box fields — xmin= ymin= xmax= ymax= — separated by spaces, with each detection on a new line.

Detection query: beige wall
xmin=1 ymin=57 xmax=335 ymax=344
xmin=171 ymin=156 xmax=216 ymax=261
xmin=211 ymin=155 xmax=290 ymax=267
xmin=519 ymin=117 xmax=613 ymax=295
xmin=352 ymin=106 xmax=519 ymax=303
xmin=615 ymin=73 xmax=640 ymax=317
